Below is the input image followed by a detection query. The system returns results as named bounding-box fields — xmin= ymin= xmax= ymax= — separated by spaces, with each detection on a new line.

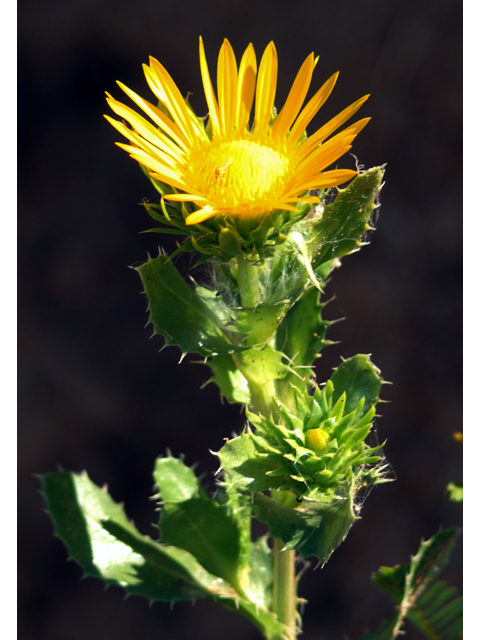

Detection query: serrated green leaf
xmin=154 ymin=457 xmax=200 ymax=503
xmin=218 ymin=433 xmax=284 ymax=493
xmin=312 ymin=166 xmax=383 ymax=269
xmin=276 ymin=286 xmax=329 ymax=370
xmin=42 ymin=471 xmax=235 ymax=601
xmin=159 ymin=497 xmax=243 ymax=589
xmin=252 ymin=490 xmax=356 ymax=562
xmin=136 ymin=253 xmax=242 ymax=356
xmin=154 ymin=456 xmax=244 ymax=591
xmin=43 ymin=470 xmax=289 ymax=639
xmin=142 ymin=227 xmax=188 ymax=235
xmin=222 ymin=600 xmax=289 ymax=640
xmin=330 ymin=354 xmax=382 ymax=418
xmin=248 ymin=535 xmax=274 ymax=609
xmin=154 ymin=457 xmax=272 ymax=609
xmin=365 ymin=528 xmax=462 ymax=640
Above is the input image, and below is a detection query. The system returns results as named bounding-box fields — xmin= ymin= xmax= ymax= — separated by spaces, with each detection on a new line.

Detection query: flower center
xmin=188 ymin=139 xmax=291 ymax=213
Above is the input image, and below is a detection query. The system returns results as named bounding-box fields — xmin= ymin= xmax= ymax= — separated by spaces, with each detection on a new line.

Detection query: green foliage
xmin=217 ymin=355 xmax=387 ymax=562
xmin=253 ymin=491 xmax=356 ymax=563
xmin=43 ymin=464 xmax=291 ymax=640
xmin=330 ymin=353 xmax=383 ymax=417
xmin=311 ymin=166 xmax=383 ymax=269
xmin=362 ymin=528 xmax=462 ymax=640
xmin=154 ymin=457 xmax=251 ymax=600
xmin=44 ymin=158 xmax=391 ymax=638
xmin=238 ymin=302 xmax=290 ymax=347
xmin=139 ymin=168 xmax=383 ymax=273
xmin=43 ymin=470 xmax=234 ymax=601
xmin=276 ymin=287 xmax=332 ymax=369
xmin=208 ymin=353 xmax=251 ymax=404
xmin=137 ymin=253 xmax=243 ymax=356
xmin=446 ymin=482 xmax=463 ymax=503
xmin=218 ymin=355 xmax=386 ymax=503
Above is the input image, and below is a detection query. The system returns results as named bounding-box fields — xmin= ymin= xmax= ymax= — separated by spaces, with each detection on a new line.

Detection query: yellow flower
xmin=105 ymin=38 xmax=370 ymax=226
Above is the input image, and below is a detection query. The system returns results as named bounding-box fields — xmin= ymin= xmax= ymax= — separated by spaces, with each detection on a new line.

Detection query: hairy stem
xmin=236 ymin=255 xmax=261 ymax=308
xmin=272 ymin=539 xmax=297 ymax=640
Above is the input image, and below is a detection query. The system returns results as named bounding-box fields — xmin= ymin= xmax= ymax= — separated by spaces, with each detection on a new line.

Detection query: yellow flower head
xmin=106 ymin=38 xmax=370 ymax=226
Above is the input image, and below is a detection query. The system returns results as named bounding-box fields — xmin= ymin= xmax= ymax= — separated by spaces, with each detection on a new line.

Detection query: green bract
xmin=218 ymin=355 xmax=388 ymax=503
xmin=142 ymin=166 xmax=382 ymax=266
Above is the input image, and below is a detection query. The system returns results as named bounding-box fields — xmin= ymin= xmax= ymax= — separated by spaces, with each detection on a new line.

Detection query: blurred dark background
xmin=18 ymin=0 xmax=462 ymax=639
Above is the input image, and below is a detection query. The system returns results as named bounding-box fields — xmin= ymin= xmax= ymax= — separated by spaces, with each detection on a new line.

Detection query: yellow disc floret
xmin=189 ymin=139 xmax=291 ymax=216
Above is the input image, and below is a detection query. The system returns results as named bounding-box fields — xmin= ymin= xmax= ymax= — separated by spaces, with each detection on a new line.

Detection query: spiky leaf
xmin=136 ymin=254 xmax=242 ymax=356
xmin=276 ymin=286 xmax=330 ymax=368
xmin=154 ymin=457 xmax=272 ymax=608
xmin=330 ymin=354 xmax=382 ymax=417
xmin=362 ymin=528 xmax=462 ymax=640
xmin=43 ymin=470 xmax=289 ymax=640
xmin=312 ymin=166 xmax=383 ymax=269
xmin=43 ymin=471 xmax=235 ymax=601
xmin=252 ymin=491 xmax=356 ymax=562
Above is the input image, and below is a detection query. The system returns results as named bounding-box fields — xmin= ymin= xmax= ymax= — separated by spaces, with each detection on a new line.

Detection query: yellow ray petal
xmin=295 ymin=131 xmax=355 ymax=173
xmin=298 ymin=95 xmax=370 ymax=157
xmin=270 ymin=201 xmax=299 ymax=212
xmin=285 ymin=169 xmax=357 ymax=195
xmin=142 ymin=64 xmax=168 ymax=104
xmin=115 ymin=142 xmax=180 ymax=173
xmin=287 ymin=72 xmax=339 ymax=149
xmin=253 ymin=42 xmax=278 ymax=137
xmin=236 ymin=44 xmax=257 ymax=132
xmin=115 ymin=82 xmax=190 ymax=153
xmin=121 ymin=146 xmax=187 ymax=191
xmin=185 ymin=206 xmax=217 ymax=225
xmin=164 ymin=193 xmax=208 ymax=204
xmin=295 ymin=117 xmax=370 ymax=165
xmin=148 ymin=56 xmax=200 ymax=144
xmin=105 ymin=102 xmax=185 ymax=163
xmin=272 ymin=53 xmax=315 ymax=140
xmin=199 ymin=37 xmax=221 ymax=137
xmin=105 ymin=117 xmax=183 ymax=170
xmin=217 ymin=39 xmax=238 ymax=134
xmin=286 ymin=196 xmax=320 ymax=203
xmin=295 ymin=142 xmax=354 ymax=185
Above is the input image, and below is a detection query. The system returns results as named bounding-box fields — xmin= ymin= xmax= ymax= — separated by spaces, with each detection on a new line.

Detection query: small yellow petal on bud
xmin=305 ymin=428 xmax=330 ymax=454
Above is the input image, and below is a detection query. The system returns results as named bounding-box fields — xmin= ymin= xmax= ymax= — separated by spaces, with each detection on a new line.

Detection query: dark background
xmin=18 ymin=1 xmax=462 ymax=639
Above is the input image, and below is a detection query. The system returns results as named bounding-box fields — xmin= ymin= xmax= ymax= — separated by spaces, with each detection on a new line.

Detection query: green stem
xmin=231 ymin=352 xmax=276 ymax=416
xmin=272 ymin=539 xmax=297 ymax=640
xmin=236 ymin=255 xmax=260 ymax=308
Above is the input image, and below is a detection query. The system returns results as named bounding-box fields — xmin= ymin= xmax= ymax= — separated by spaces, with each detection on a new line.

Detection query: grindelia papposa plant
xmin=42 ymin=38 xmax=462 ymax=640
